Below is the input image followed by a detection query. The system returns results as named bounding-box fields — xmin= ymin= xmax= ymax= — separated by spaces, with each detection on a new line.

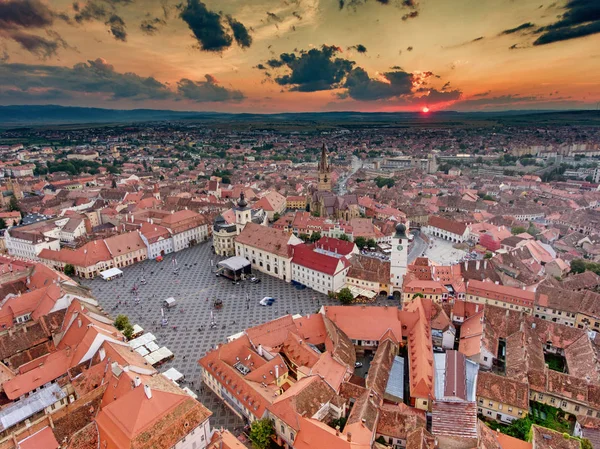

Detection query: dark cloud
xmin=402 ymin=10 xmax=418 ymax=20
xmin=266 ymin=12 xmax=283 ymax=22
xmin=534 ymin=0 xmax=600 ymax=45
xmin=344 ymin=67 xmax=413 ymax=100
xmin=456 ymin=94 xmax=540 ymax=109
xmin=339 ymin=0 xmax=417 ymax=11
xmin=0 ymin=58 xmax=245 ymax=104
xmin=473 ymin=90 xmax=491 ymax=97
xmin=106 ymin=14 xmax=126 ymax=41
xmin=292 ymin=11 xmax=303 ymax=20
xmin=227 ymin=16 xmax=252 ymax=48
xmin=178 ymin=0 xmax=251 ymax=52
xmin=500 ymin=22 xmax=535 ymax=35
xmin=269 ymin=45 xmax=355 ymax=92
xmin=73 ymin=0 xmax=131 ymax=42
xmin=264 ymin=45 xmax=458 ymax=103
xmin=256 ymin=63 xmax=267 ymax=70
xmin=6 ymin=30 xmax=70 ymax=59
xmin=177 ymin=75 xmax=244 ymax=102
xmin=140 ymin=17 xmax=166 ymax=35
xmin=0 ymin=0 xmax=72 ymax=58
xmin=407 ymin=46 xmax=413 ymax=51
xmin=348 ymin=44 xmax=368 ymax=53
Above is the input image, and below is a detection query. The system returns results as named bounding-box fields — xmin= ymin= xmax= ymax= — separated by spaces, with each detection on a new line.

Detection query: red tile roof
xmin=292 ymin=244 xmax=348 ymax=276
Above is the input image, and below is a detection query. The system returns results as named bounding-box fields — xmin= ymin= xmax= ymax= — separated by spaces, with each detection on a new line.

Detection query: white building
xmin=4 ymin=227 xmax=60 ymax=260
xmin=390 ymin=223 xmax=408 ymax=294
xmin=291 ymin=244 xmax=351 ymax=295
xmin=161 ymin=210 xmax=209 ymax=252
xmin=235 ymin=222 xmax=303 ymax=282
xmin=423 ymin=216 xmax=469 ymax=243
xmin=139 ymin=222 xmax=175 ymax=259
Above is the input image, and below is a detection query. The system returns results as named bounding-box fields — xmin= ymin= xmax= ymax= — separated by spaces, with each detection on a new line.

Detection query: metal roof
xmin=384 ymin=356 xmax=404 ymax=400
xmin=0 ymin=383 xmax=66 ymax=432
xmin=217 ymin=256 xmax=251 ymax=271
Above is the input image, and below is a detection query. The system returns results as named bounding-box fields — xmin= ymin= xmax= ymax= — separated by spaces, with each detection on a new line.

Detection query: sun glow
xmin=422 ymin=106 xmax=430 ymax=113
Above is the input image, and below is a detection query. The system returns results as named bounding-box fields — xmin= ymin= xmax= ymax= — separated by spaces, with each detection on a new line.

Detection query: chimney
xmin=258 ymin=344 xmax=263 ymax=357
xmin=475 ymin=304 xmax=479 ymax=313
xmin=476 ymin=260 xmax=480 ymax=270
xmin=484 ymin=260 xmax=487 ymax=269
xmin=335 ymin=426 xmax=340 ymax=436
xmin=275 ymin=365 xmax=279 ymax=379
xmin=347 ymin=432 xmax=352 ymax=442
xmin=134 ymin=376 xmax=141 ymax=387
xmin=144 ymin=384 xmax=152 ymax=399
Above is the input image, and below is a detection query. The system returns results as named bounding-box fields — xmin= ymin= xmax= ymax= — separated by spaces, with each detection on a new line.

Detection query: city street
xmin=80 ymin=241 xmax=395 ymax=430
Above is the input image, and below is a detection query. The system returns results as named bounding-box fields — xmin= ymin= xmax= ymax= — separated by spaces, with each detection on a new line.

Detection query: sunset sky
xmin=0 ymin=0 xmax=599 ymax=112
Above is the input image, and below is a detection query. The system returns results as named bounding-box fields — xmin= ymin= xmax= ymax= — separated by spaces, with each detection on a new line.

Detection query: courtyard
xmin=79 ymin=241 xmax=394 ymax=431
xmin=423 ymin=235 xmax=468 ymax=265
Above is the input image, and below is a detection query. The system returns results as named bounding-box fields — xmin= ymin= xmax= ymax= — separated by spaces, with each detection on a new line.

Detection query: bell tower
xmin=317 ymin=143 xmax=332 ymax=192
xmin=235 ymin=192 xmax=251 ymax=234
xmin=390 ymin=223 xmax=408 ymax=294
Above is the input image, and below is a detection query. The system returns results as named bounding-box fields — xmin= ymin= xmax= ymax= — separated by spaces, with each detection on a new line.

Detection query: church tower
xmin=235 ymin=191 xmax=251 ymax=234
xmin=390 ymin=223 xmax=408 ymax=294
xmin=153 ymin=183 xmax=161 ymax=201
xmin=317 ymin=143 xmax=332 ymax=192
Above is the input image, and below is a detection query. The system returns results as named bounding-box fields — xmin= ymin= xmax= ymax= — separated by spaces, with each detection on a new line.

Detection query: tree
xmin=484 ymin=252 xmax=493 ymax=259
xmin=366 ymin=238 xmax=377 ymax=249
xmin=570 ymin=259 xmax=587 ymax=274
xmin=249 ymin=418 xmax=274 ymax=449
xmin=8 ymin=195 xmax=20 ymax=212
xmin=337 ymin=287 xmax=353 ymax=305
xmin=272 ymin=212 xmax=281 ymax=222
xmin=511 ymin=226 xmax=527 ymax=235
xmin=114 ymin=314 xmax=134 ymax=340
xmin=0 ymin=218 xmax=6 ymax=229
xmin=354 ymin=236 xmax=367 ymax=249
xmin=309 ymin=231 xmax=322 ymax=243
xmin=64 ymin=264 xmax=75 ymax=276
xmin=339 ymin=233 xmax=350 ymax=241
xmin=311 ymin=210 xmax=320 ymax=217
xmin=298 ymin=233 xmax=310 ymax=242
xmin=111 ymin=179 xmax=117 ymax=188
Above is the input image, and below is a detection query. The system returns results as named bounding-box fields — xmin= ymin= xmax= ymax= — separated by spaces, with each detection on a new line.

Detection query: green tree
xmin=249 ymin=418 xmax=274 ymax=449
xmin=366 ymin=238 xmax=377 ymax=249
xmin=311 ymin=210 xmax=320 ymax=217
xmin=0 ymin=218 xmax=6 ymax=229
xmin=8 ymin=195 xmax=20 ymax=212
xmin=337 ymin=287 xmax=353 ymax=305
xmin=309 ymin=231 xmax=322 ymax=243
xmin=298 ymin=233 xmax=310 ymax=242
xmin=64 ymin=264 xmax=75 ymax=276
xmin=511 ymin=226 xmax=527 ymax=235
xmin=114 ymin=314 xmax=134 ymax=340
xmin=339 ymin=234 xmax=350 ymax=241
xmin=354 ymin=236 xmax=367 ymax=249
xmin=484 ymin=252 xmax=493 ymax=259
xmin=570 ymin=259 xmax=587 ymax=274
xmin=272 ymin=212 xmax=281 ymax=221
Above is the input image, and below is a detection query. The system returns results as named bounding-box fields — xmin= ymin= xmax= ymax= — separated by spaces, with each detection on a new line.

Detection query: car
xmin=249 ymin=276 xmax=261 ymax=284
xmin=259 ymin=297 xmax=276 ymax=306
xmin=354 ymin=362 xmax=363 ymax=368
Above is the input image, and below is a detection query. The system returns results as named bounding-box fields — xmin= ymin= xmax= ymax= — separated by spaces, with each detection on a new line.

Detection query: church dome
xmin=396 ymin=223 xmax=406 ymax=234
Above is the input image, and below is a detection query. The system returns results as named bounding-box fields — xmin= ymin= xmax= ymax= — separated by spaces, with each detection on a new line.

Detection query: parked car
xmin=250 ymin=276 xmax=261 ymax=284
xmin=354 ymin=362 xmax=363 ymax=368
xmin=259 ymin=297 xmax=276 ymax=306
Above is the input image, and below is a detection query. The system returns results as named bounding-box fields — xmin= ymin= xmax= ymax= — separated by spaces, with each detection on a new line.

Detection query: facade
xmin=390 ymin=223 xmax=408 ymax=294
xmin=346 ymin=255 xmax=392 ymax=296
xmin=476 ymin=372 xmax=529 ymax=424
xmin=139 ymin=222 xmax=174 ymax=259
xmin=402 ymin=279 xmax=449 ymax=304
xmin=234 ymin=222 xmax=303 ymax=281
xmin=291 ymin=244 xmax=350 ymax=294
xmin=423 ymin=216 xmax=469 ymax=243
xmin=4 ymin=227 xmax=60 ymax=260
xmin=161 ymin=209 xmax=208 ymax=252
xmin=286 ymin=195 xmax=306 ymax=210
xmin=466 ymin=279 xmax=538 ymax=313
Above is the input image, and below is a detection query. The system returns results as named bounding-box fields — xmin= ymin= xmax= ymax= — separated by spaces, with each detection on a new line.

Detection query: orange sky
xmin=0 ymin=0 xmax=599 ymax=112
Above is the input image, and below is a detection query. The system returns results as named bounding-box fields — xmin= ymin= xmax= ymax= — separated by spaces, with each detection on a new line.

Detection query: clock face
xmin=397 ymin=245 xmax=404 ymax=251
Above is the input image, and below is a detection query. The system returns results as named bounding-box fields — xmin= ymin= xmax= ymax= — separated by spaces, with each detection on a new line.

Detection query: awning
xmin=99 ymin=267 xmax=123 ymax=280
xmin=162 ymin=367 xmax=184 ymax=382
xmin=217 ymin=256 xmax=251 ymax=272
xmin=346 ymin=285 xmax=377 ymax=299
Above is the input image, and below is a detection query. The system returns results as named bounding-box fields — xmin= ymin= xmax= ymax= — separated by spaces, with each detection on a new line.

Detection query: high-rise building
xmin=390 ymin=223 xmax=408 ymax=293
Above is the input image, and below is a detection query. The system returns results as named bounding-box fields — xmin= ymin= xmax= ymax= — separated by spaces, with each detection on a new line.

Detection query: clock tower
xmin=390 ymin=223 xmax=408 ymax=294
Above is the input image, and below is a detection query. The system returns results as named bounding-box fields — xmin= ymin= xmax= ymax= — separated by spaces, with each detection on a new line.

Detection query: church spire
xmin=319 ymin=143 xmax=329 ymax=173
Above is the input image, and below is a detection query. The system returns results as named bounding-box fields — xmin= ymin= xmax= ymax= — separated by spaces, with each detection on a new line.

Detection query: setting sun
xmin=422 ymin=107 xmax=430 ymax=113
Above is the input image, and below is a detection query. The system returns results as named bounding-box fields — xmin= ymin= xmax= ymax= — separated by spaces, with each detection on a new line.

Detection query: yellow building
xmin=476 ymin=372 xmax=529 ymax=424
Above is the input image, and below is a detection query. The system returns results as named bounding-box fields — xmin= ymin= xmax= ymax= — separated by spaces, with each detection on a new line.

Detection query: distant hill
xmin=0 ymin=104 xmax=598 ymax=128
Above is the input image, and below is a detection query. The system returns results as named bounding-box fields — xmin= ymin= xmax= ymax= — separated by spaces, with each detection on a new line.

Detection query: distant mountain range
xmin=0 ymin=104 xmax=598 ymax=127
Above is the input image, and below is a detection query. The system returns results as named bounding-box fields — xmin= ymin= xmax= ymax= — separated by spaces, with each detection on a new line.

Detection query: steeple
xmin=317 ymin=144 xmax=332 ymax=192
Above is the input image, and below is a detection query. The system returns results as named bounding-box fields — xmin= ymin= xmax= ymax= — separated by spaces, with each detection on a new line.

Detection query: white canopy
xmin=217 ymin=256 xmax=250 ymax=272
xmin=99 ymin=267 xmax=123 ymax=280
xmin=162 ymin=367 xmax=184 ymax=382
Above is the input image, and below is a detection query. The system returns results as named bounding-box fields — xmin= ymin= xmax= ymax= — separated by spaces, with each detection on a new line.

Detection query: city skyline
xmin=0 ymin=0 xmax=599 ymax=113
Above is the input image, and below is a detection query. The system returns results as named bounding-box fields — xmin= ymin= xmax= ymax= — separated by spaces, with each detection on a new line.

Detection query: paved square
xmin=80 ymin=242 xmax=396 ymax=430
